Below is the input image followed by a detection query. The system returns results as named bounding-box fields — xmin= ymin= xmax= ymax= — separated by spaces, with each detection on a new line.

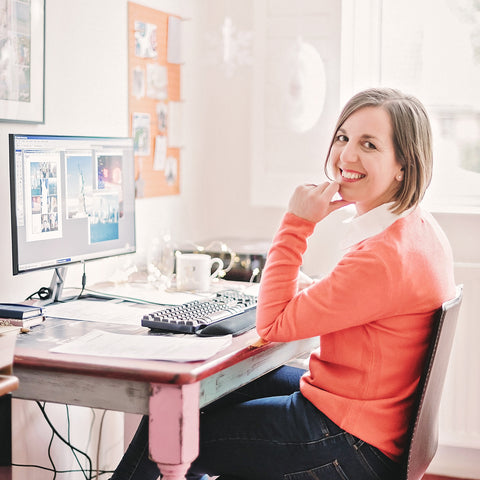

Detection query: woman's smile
xmin=340 ymin=168 xmax=366 ymax=181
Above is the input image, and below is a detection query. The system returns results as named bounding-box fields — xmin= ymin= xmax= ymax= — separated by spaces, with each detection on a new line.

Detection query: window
xmin=252 ymin=0 xmax=480 ymax=212
xmin=378 ymin=0 xmax=480 ymax=212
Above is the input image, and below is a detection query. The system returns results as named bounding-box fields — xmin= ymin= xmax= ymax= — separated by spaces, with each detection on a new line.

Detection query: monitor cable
xmin=77 ymin=260 xmax=87 ymax=299
xmin=25 ymin=286 xmax=52 ymax=301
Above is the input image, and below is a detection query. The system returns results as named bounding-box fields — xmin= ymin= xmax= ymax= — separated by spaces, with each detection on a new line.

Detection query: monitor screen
xmin=9 ymin=134 xmax=136 ymax=276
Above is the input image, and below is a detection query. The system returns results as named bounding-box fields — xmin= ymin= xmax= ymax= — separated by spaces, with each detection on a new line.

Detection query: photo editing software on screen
xmin=9 ymin=134 xmax=136 ymax=275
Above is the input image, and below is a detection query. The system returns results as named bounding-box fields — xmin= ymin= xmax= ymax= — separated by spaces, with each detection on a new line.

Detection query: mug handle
xmin=210 ymin=257 xmax=224 ymax=279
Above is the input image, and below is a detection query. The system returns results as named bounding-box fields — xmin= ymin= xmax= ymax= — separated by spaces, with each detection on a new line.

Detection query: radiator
xmin=437 ymin=263 xmax=480 ymax=449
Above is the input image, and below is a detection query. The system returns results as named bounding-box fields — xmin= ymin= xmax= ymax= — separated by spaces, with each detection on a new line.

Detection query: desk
xmin=12 ymin=318 xmax=316 ymax=479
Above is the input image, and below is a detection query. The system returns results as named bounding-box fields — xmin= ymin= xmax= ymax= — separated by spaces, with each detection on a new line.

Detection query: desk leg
xmin=149 ymin=382 xmax=200 ymax=480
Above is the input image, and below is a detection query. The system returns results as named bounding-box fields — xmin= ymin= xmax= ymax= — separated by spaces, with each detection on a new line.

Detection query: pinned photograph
xmin=132 ymin=66 xmax=145 ymax=99
xmin=132 ymin=112 xmax=151 ymax=156
xmin=146 ymin=63 xmax=167 ymax=100
xmin=134 ymin=21 xmax=157 ymax=58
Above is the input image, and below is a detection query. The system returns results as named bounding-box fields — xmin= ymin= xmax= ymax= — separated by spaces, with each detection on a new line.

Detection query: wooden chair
xmin=400 ymin=286 xmax=463 ymax=480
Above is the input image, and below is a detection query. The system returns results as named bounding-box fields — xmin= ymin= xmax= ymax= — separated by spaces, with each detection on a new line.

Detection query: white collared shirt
xmin=340 ymin=203 xmax=413 ymax=252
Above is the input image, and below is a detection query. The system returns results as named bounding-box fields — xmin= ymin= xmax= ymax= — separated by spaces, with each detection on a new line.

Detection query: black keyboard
xmin=141 ymin=291 xmax=257 ymax=336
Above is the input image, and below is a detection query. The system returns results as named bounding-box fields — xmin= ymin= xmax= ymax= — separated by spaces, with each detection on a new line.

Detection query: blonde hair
xmin=324 ymin=88 xmax=433 ymax=214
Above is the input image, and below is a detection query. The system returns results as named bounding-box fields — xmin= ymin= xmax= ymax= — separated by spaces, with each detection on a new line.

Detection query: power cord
xmin=24 ymin=286 xmax=52 ymax=301
xmin=35 ymin=401 xmax=93 ymax=479
xmin=95 ymin=410 xmax=108 ymax=480
xmin=12 ymin=402 xmax=115 ymax=478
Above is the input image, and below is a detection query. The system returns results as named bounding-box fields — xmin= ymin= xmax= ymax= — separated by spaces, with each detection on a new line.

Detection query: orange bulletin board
xmin=128 ymin=2 xmax=182 ymax=198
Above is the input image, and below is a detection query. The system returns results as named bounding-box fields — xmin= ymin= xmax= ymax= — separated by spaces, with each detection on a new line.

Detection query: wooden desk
xmin=12 ymin=318 xmax=316 ymax=479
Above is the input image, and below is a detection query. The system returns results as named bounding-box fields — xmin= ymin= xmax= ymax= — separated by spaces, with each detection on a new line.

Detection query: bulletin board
xmin=128 ymin=2 xmax=183 ymax=198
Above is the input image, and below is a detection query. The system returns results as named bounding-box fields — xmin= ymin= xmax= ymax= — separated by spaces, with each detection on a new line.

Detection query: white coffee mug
xmin=176 ymin=253 xmax=224 ymax=291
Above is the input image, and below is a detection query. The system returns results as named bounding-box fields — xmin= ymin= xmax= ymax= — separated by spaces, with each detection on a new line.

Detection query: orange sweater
xmin=256 ymin=208 xmax=455 ymax=461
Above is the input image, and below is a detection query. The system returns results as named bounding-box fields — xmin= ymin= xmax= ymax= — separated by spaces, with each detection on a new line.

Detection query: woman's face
xmin=328 ymin=106 xmax=403 ymax=215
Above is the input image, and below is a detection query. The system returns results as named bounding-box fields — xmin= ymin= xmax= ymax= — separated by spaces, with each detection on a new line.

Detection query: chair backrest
xmin=401 ymin=285 xmax=463 ymax=480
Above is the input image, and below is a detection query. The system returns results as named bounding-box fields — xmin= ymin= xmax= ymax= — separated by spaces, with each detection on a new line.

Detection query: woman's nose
xmin=340 ymin=143 xmax=357 ymax=163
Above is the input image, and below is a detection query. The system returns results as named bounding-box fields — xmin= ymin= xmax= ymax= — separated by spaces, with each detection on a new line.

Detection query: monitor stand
xmin=46 ymin=265 xmax=114 ymax=304
xmin=49 ymin=266 xmax=68 ymax=302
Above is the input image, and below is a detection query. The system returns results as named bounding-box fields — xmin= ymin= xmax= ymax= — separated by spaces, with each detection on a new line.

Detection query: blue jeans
xmin=110 ymin=366 xmax=401 ymax=480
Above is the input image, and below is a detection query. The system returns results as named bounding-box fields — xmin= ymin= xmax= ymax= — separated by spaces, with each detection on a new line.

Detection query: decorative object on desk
xmin=0 ymin=303 xmax=43 ymax=320
xmin=147 ymin=230 xmax=175 ymax=287
xmin=0 ymin=0 xmax=45 ymax=123
xmin=175 ymin=253 xmax=224 ymax=292
xmin=128 ymin=2 xmax=184 ymax=198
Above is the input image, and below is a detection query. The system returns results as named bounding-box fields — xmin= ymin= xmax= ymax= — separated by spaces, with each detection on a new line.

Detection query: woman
xmin=111 ymin=88 xmax=456 ymax=480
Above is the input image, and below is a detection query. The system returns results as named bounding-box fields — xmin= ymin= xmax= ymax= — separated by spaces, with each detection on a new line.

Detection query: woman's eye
xmin=364 ymin=141 xmax=376 ymax=150
xmin=336 ymin=134 xmax=348 ymax=142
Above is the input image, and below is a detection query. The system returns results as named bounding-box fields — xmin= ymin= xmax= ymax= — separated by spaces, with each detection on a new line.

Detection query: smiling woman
xmin=323 ymin=88 xmax=433 ymax=216
xmin=328 ymin=106 xmax=402 ymax=215
xmin=109 ymin=88 xmax=457 ymax=480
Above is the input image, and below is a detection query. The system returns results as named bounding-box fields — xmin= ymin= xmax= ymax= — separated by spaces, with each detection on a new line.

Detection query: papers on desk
xmin=50 ymin=329 xmax=232 ymax=362
xmin=45 ymin=299 xmax=160 ymax=326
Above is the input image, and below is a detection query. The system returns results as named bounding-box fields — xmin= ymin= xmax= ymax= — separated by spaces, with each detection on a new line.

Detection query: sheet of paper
xmin=50 ymin=329 xmax=232 ymax=362
xmin=88 ymin=283 xmax=208 ymax=305
xmin=45 ymin=299 xmax=160 ymax=325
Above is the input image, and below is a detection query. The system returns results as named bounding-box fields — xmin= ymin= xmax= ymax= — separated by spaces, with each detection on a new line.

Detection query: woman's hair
xmin=324 ymin=87 xmax=433 ymax=214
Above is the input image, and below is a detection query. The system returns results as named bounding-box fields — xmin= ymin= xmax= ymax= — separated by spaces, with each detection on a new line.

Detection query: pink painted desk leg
xmin=149 ymin=382 xmax=200 ymax=480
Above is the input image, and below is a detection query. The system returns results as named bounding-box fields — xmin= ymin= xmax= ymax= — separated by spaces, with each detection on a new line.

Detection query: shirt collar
xmin=340 ymin=203 xmax=412 ymax=251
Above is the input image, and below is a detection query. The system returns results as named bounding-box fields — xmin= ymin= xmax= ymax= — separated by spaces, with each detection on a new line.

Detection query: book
xmin=0 ymin=315 xmax=45 ymax=329
xmin=0 ymin=303 xmax=43 ymax=320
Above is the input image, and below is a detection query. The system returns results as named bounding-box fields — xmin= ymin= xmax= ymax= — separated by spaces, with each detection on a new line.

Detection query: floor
xmin=423 ymin=476 xmax=477 ymax=480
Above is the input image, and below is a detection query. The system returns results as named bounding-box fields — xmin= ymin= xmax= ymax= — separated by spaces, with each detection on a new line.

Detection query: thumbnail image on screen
xmin=9 ymin=134 xmax=136 ymax=275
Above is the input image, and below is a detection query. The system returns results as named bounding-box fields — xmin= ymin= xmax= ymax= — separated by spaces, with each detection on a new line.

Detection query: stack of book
xmin=0 ymin=303 xmax=45 ymax=329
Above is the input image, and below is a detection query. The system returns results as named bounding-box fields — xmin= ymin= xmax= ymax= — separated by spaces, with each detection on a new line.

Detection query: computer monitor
xmin=9 ymin=134 xmax=136 ymax=301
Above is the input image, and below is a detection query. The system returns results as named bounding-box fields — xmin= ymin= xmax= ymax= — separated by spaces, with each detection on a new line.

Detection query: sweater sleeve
xmin=256 ymin=213 xmax=395 ymax=342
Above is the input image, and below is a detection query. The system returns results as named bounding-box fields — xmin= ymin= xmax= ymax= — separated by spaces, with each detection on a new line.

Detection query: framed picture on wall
xmin=0 ymin=0 xmax=45 ymax=123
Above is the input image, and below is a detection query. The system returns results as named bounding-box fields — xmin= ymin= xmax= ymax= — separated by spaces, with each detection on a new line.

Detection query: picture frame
xmin=0 ymin=0 xmax=45 ymax=124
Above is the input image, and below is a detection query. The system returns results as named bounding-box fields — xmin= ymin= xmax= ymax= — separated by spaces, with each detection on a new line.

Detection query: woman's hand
xmin=288 ymin=182 xmax=352 ymax=224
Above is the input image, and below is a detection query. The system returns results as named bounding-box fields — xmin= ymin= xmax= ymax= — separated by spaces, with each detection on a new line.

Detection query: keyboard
xmin=141 ymin=290 xmax=258 ymax=336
